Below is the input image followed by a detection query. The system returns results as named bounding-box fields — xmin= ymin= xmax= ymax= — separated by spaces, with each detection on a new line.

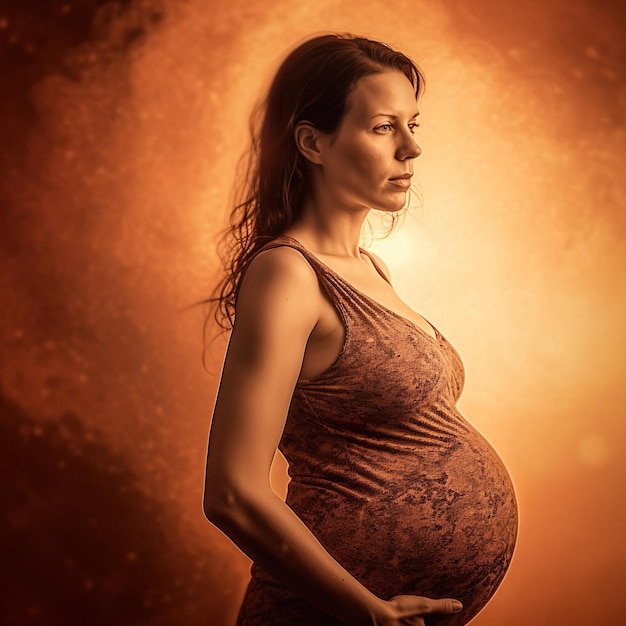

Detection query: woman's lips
xmin=388 ymin=176 xmax=412 ymax=189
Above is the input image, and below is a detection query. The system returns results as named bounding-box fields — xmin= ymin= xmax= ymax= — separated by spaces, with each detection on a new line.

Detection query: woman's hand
xmin=373 ymin=595 xmax=463 ymax=626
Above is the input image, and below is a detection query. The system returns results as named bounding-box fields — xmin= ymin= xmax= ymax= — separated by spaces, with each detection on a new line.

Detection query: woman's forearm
xmin=205 ymin=486 xmax=391 ymax=626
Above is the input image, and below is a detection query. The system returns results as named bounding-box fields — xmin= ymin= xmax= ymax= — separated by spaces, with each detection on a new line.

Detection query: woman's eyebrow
xmin=369 ymin=112 xmax=421 ymax=120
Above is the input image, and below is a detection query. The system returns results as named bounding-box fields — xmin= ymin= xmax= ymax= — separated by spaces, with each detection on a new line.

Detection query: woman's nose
xmin=397 ymin=132 xmax=422 ymax=160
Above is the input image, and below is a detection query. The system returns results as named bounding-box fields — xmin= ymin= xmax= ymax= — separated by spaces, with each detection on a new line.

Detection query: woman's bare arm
xmin=203 ymin=246 xmax=461 ymax=626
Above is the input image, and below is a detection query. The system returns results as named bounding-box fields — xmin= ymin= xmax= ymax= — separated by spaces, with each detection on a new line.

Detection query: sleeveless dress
xmin=236 ymin=235 xmax=518 ymax=626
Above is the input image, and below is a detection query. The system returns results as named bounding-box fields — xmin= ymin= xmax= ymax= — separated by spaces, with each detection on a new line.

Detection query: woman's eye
xmin=409 ymin=123 xmax=421 ymax=134
xmin=375 ymin=123 xmax=393 ymax=133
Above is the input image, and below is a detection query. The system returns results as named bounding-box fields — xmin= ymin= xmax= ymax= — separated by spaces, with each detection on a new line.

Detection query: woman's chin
xmin=378 ymin=191 xmax=410 ymax=213
xmin=374 ymin=201 xmax=408 ymax=214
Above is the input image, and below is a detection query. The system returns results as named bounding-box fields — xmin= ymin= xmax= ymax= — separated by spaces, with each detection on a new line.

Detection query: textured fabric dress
xmin=236 ymin=235 xmax=518 ymax=626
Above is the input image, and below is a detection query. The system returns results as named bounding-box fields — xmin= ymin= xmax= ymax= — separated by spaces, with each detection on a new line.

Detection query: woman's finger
xmin=389 ymin=594 xmax=463 ymax=617
xmin=419 ymin=597 xmax=463 ymax=615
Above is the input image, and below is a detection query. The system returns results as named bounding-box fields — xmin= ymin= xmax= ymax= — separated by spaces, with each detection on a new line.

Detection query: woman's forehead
xmin=346 ymin=71 xmax=419 ymax=119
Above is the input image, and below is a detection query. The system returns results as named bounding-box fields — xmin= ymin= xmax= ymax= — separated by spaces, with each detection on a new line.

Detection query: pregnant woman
xmin=203 ymin=33 xmax=518 ymax=626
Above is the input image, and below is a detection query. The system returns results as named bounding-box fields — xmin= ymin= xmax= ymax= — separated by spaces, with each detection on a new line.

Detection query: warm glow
xmin=1 ymin=1 xmax=624 ymax=626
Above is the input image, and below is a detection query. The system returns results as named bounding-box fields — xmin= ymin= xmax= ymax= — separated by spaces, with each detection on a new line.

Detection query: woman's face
xmin=316 ymin=70 xmax=421 ymax=214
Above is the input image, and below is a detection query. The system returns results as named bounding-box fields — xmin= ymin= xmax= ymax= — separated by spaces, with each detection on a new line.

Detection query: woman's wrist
xmin=350 ymin=596 xmax=396 ymax=626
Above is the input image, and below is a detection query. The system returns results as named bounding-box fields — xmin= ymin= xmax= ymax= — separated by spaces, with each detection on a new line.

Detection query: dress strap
xmin=359 ymin=248 xmax=393 ymax=286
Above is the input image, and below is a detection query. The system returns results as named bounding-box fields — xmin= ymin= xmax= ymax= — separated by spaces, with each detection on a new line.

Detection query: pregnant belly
xmin=287 ymin=432 xmax=518 ymax=626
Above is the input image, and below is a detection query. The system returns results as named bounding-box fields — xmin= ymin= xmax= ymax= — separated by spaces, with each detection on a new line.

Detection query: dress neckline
xmin=274 ymin=235 xmax=443 ymax=345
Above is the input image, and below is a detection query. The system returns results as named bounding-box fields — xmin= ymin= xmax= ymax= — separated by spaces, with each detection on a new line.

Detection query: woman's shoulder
xmin=247 ymin=242 xmax=318 ymax=283
xmin=233 ymin=243 xmax=322 ymax=337
xmin=237 ymin=243 xmax=320 ymax=310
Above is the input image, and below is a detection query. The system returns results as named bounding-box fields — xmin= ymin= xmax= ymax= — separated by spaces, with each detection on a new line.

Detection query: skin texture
xmin=204 ymin=71 xmax=463 ymax=625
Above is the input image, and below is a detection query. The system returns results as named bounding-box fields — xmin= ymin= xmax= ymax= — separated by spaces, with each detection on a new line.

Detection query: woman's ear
xmin=294 ymin=122 xmax=324 ymax=165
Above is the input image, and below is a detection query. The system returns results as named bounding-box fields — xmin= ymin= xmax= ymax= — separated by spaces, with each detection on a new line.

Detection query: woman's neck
xmin=284 ymin=200 xmax=369 ymax=259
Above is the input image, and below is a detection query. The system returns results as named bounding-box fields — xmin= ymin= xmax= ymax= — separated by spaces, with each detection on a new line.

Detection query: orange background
xmin=1 ymin=1 xmax=624 ymax=625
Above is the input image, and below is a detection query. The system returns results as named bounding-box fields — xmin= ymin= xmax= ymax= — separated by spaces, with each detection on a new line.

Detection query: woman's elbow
xmin=203 ymin=475 xmax=257 ymax=529
xmin=204 ymin=474 xmax=276 ymax=537
xmin=203 ymin=476 xmax=237 ymax=525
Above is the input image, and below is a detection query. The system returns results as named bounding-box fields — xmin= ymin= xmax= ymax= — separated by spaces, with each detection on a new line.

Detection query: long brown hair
xmin=203 ymin=33 xmax=424 ymax=337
